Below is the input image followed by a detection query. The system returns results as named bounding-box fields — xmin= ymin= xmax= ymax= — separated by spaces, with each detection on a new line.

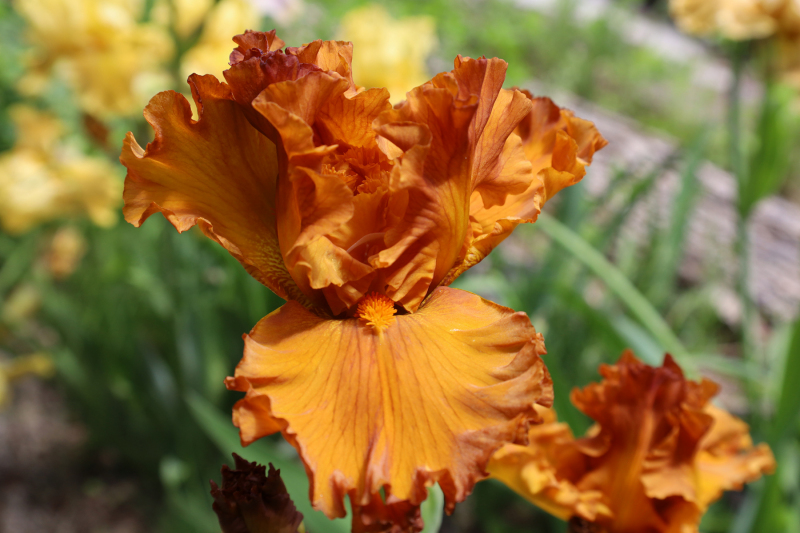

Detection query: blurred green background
xmin=1 ymin=0 xmax=799 ymax=532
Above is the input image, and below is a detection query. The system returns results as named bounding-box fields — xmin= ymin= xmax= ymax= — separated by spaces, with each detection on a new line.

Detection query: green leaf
xmin=0 ymin=231 xmax=38 ymax=298
xmin=420 ymin=485 xmax=444 ymax=533
xmin=741 ymin=82 xmax=799 ymax=218
xmin=185 ymin=392 xmax=350 ymax=533
xmin=645 ymin=133 xmax=705 ymax=306
xmin=536 ymin=212 xmax=691 ymax=366
xmin=769 ymin=318 xmax=800 ymax=443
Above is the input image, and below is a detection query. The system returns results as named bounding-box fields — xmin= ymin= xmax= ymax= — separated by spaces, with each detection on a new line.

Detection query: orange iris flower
xmin=121 ymin=30 xmax=606 ymax=531
xmin=488 ymin=351 xmax=776 ymax=533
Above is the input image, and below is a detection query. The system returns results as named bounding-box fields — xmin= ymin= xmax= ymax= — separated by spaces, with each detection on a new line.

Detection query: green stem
xmin=726 ymin=42 xmax=759 ymax=381
xmin=737 ymin=214 xmax=758 ymax=373
xmin=728 ymin=42 xmax=746 ymax=193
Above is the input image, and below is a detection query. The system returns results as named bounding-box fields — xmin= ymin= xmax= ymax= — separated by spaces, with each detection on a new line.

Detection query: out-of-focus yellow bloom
xmin=1 ymin=283 xmax=41 ymax=326
xmin=0 ymin=106 xmax=122 ymax=234
xmin=488 ymin=352 xmax=776 ymax=533
xmin=0 ymin=353 xmax=55 ymax=409
xmin=670 ymin=0 xmax=778 ymax=39
xmin=339 ymin=4 xmax=436 ymax=103
xmin=181 ymin=0 xmax=260 ymax=82
xmin=152 ymin=0 xmax=215 ymax=38
xmin=13 ymin=0 xmax=174 ymax=118
xmin=47 ymin=226 xmax=88 ymax=279
xmin=670 ymin=0 xmax=800 ymax=83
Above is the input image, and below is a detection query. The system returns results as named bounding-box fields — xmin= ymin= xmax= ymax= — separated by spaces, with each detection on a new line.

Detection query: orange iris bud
xmin=488 ymin=351 xmax=776 ymax=533
xmin=120 ymin=30 xmax=606 ymax=531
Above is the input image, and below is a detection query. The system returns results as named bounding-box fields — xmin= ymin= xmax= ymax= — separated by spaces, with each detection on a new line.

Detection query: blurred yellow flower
xmin=180 ymin=0 xmax=260 ymax=82
xmin=0 ymin=353 xmax=55 ymax=409
xmin=13 ymin=0 xmax=174 ymax=118
xmin=0 ymin=106 xmax=122 ymax=234
xmin=670 ymin=0 xmax=800 ymax=83
xmin=1 ymin=283 xmax=41 ymax=326
xmin=47 ymin=226 xmax=88 ymax=279
xmin=152 ymin=0 xmax=215 ymax=38
xmin=339 ymin=4 xmax=436 ymax=103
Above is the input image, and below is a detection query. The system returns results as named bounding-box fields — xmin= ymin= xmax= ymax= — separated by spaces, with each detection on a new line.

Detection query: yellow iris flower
xmin=180 ymin=0 xmax=260 ymax=83
xmin=0 ymin=106 xmax=121 ymax=234
xmin=670 ymin=0 xmax=800 ymax=84
xmin=14 ymin=0 xmax=173 ymax=118
xmin=339 ymin=5 xmax=437 ymax=104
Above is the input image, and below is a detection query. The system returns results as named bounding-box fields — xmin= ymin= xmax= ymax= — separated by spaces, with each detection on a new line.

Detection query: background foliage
xmin=0 ymin=0 xmax=798 ymax=532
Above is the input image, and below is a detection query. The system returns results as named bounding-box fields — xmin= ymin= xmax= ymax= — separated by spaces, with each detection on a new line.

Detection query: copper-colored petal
xmin=252 ymin=73 xmax=392 ymax=314
xmin=515 ymin=94 xmax=607 ymax=204
xmin=694 ymin=405 xmax=776 ymax=510
xmin=452 ymin=93 xmax=606 ymax=284
xmin=225 ymin=30 xmax=322 ymax=138
xmin=488 ymin=407 xmax=613 ymax=523
xmin=370 ymin=60 xmax=490 ymax=311
xmin=489 ymin=352 xmax=775 ymax=533
xmin=225 ymin=31 xmax=364 ymax=139
xmin=226 ymin=286 xmax=552 ymax=530
xmin=120 ymin=74 xmax=308 ymax=305
xmin=287 ymin=40 xmax=358 ymax=94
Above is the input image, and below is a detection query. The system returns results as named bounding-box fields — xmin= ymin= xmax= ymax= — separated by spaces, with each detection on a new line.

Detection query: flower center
xmin=355 ymin=292 xmax=397 ymax=333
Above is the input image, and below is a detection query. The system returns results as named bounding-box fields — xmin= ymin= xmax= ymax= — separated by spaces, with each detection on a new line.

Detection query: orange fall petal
xmin=226 ymin=286 xmax=553 ymax=530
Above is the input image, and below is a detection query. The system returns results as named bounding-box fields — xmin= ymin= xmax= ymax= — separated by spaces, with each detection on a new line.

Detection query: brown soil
xmin=0 ymin=377 xmax=147 ymax=533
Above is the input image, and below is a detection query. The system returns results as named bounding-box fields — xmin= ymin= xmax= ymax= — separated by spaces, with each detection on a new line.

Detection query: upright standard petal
xmin=449 ymin=93 xmax=607 ymax=283
xmin=224 ymin=39 xmax=606 ymax=311
xmin=488 ymin=352 xmax=775 ymax=533
xmin=372 ymin=56 xmax=542 ymax=310
xmin=251 ymin=71 xmax=393 ymax=314
xmin=226 ymin=287 xmax=553 ymax=531
xmin=225 ymin=31 xmax=359 ymax=140
xmin=121 ymin=74 xmax=308 ymax=305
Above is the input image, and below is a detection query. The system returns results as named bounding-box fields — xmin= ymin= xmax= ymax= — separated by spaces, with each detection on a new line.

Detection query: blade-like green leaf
xmin=741 ymin=82 xmax=798 ymax=218
xmin=185 ymin=392 xmax=350 ymax=533
xmin=420 ymin=484 xmax=444 ymax=533
xmin=536 ymin=212 xmax=691 ymax=366
xmin=770 ymin=318 xmax=800 ymax=443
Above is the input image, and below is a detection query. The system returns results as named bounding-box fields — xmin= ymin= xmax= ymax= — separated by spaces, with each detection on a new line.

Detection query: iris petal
xmin=226 ymin=286 xmax=553 ymax=530
xmin=120 ymin=74 xmax=310 ymax=306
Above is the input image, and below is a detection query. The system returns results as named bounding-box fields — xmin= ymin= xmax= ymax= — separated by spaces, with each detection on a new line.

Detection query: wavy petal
xmin=225 ymin=31 xmax=322 ymax=138
xmin=120 ymin=74 xmax=311 ymax=305
xmin=489 ymin=352 xmax=774 ymax=533
xmin=226 ymin=286 xmax=553 ymax=530
xmin=457 ymin=94 xmax=607 ymax=280
xmin=693 ymin=405 xmax=776 ymax=510
xmin=372 ymin=57 xmax=540 ymax=310
xmin=287 ymin=40 xmax=358 ymax=94
xmin=488 ymin=407 xmax=612 ymax=523
xmin=251 ymin=72 xmax=392 ymax=314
